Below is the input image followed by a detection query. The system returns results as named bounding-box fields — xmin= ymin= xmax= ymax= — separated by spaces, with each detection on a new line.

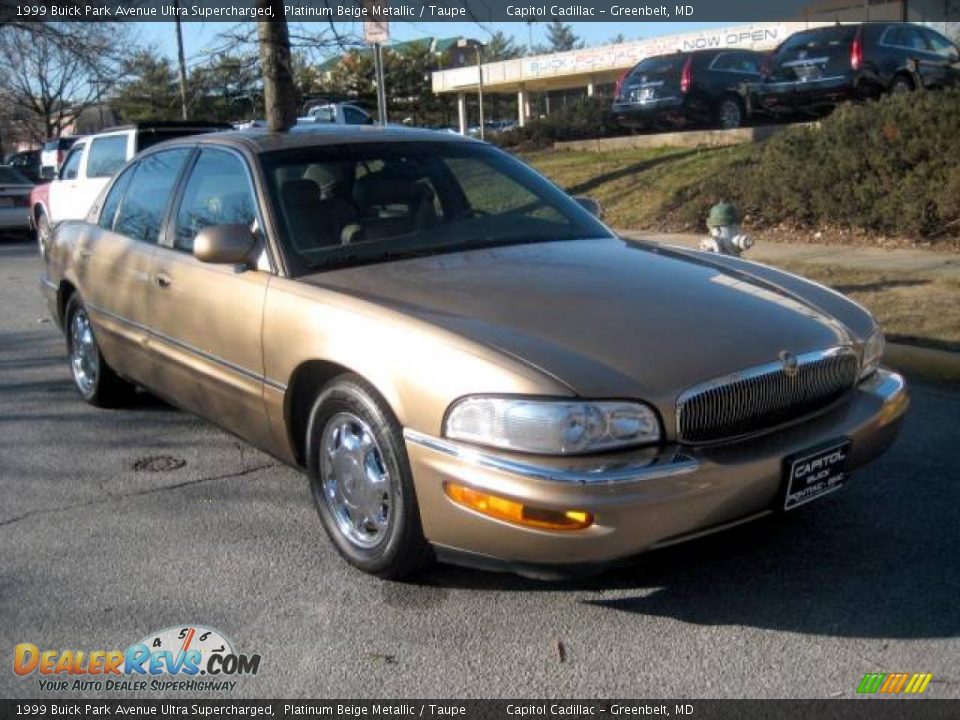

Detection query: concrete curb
xmin=885 ymin=343 xmax=960 ymax=383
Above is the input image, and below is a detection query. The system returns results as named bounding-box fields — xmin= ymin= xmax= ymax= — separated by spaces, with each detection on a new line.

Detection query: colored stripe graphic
xmin=857 ymin=673 xmax=886 ymax=693
xmin=880 ymin=673 xmax=909 ymax=693
xmin=858 ymin=672 xmax=933 ymax=694
xmin=904 ymin=673 xmax=933 ymax=694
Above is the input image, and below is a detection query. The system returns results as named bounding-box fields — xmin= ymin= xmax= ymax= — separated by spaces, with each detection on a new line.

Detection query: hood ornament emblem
xmin=780 ymin=351 xmax=800 ymax=378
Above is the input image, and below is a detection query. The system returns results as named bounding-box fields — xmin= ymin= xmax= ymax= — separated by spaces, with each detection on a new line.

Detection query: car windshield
xmin=0 ymin=166 xmax=30 ymax=184
xmin=261 ymin=141 xmax=612 ymax=274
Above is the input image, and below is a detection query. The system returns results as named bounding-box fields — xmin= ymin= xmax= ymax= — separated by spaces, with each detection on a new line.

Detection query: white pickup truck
xmin=31 ymin=122 xmax=228 ymax=254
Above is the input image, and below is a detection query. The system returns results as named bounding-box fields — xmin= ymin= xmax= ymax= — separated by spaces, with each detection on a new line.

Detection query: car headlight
xmin=444 ymin=397 xmax=661 ymax=455
xmin=860 ymin=328 xmax=885 ymax=380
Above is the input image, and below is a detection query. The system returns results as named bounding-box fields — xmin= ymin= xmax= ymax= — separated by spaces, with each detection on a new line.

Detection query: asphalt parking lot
xmin=1 ymin=236 xmax=958 ymax=699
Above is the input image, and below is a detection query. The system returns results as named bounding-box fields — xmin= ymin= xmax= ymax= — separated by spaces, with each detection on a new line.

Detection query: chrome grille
xmin=677 ymin=347 xmax=860 ymax=444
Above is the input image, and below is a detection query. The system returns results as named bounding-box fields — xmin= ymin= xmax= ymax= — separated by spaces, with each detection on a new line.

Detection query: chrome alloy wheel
xmin=37 ymin=212 xmax=50 ymax=258
xmin=320 ymin=412 xmax=393 ymax=548
xmin=69 ymin=307 xmax=99 ymax=397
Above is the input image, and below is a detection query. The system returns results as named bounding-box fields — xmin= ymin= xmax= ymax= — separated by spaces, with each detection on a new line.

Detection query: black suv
xmin=753 ymin=23 xmax=960 ymax=116
xmin=612 ymin=49 xmax=764 ymax=131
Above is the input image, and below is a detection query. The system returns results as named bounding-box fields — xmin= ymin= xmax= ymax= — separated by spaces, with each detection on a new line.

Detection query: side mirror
xmin=193 ymin=224 xmax=258 ymax=267
xmin=574 ymin=195 xmax=603 ymax=219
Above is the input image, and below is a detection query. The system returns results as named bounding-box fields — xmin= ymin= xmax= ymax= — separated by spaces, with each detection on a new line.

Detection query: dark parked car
xmin=4 ymin=150 xmax=41 ymax=183
xmin=612 ymin=49 xmax=764 ymax=130
xmin=753 ymin=23 xmax=960 ymax=117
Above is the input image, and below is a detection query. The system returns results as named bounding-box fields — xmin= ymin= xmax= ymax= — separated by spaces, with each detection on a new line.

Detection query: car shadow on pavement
xmin=418 ymin=494 xmax=959 ymax=640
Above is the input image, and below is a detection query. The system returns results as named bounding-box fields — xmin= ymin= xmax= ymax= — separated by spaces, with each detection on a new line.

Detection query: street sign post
xmin=363 ymin=0 xmax=390 ymax=125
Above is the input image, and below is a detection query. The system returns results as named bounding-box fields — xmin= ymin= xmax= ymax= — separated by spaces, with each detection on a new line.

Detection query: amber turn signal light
xmin=444 ymin=483 xmax=593 ymax=531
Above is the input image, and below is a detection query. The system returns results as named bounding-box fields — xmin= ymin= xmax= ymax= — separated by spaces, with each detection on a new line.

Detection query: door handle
xmin=154 ymin=271 xmax=172 ymax=289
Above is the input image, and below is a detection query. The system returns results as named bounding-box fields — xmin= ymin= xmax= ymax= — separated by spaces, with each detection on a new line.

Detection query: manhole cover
xmin=132 ymin=455 xmax=186 ymax=473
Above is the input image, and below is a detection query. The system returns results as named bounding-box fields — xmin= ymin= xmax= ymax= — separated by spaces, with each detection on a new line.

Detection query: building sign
xmin=524 ymin=23 xmax=789 ymax=77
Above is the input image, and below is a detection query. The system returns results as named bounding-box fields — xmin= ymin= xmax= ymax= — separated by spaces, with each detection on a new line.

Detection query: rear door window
xmin=113 ymin=148 xmax=191 ymax=244
xmin=86 ymin=135 xmax=129 ymax=178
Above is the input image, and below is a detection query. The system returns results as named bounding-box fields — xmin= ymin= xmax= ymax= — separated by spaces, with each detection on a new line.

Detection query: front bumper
xmin=404 ymin=369 xmax=908 ymax=570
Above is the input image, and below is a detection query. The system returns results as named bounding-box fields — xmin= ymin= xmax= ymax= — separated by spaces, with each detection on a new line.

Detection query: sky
xmin=137 ymin=21 xmax=727 ymax=65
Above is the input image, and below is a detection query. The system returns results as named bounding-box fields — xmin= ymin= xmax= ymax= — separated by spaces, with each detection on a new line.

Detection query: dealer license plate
xmin=783 ymin=439 xmax=851 ymax=510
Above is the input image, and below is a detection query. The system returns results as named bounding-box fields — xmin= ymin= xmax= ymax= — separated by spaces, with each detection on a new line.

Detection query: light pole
xmin=457 ymin=38 xmax=486 ymax=140
xmin=173 ymin=2 xmax=189 ymax=120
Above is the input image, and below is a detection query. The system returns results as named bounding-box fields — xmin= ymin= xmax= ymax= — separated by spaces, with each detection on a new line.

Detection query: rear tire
xmin=305 ymin=375 xmax=431 ymax=579
xmin=64 ymin=294 xmax=136 ymax=408
xmin=890 ymin=75 xmax=915 ymax=95
xmin=717 ymin=97 xmax=745 ymax=130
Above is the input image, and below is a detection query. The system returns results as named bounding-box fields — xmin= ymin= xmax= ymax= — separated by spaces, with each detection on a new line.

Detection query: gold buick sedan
xmin=41 ymin=127 xmax=908 ymax=578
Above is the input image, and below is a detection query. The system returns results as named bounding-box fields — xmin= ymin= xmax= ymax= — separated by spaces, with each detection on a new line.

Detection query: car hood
xmin=300 ymin=238 xmax=862 ymax=414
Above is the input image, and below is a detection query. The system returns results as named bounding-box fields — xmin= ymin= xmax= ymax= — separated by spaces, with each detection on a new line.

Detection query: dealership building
xmin=431 ymin=2 xmax=958 ymax=133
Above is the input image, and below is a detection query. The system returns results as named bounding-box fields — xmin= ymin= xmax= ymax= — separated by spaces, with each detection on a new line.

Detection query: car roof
xmin=155 ymin=124 xmax=480 ymax=155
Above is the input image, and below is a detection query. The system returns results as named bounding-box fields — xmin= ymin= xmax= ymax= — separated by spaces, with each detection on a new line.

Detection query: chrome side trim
xmin=403 ymin=429 xmax=699 ymax=485
xmin=39 ymin=275 xmax=57 ymax=292
xmin=85 ymin=301 xmax=288 ymax=392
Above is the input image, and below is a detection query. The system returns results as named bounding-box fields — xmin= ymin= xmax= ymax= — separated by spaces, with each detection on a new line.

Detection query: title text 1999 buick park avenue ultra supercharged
xmin=40 ymin=126 xmax=908 ymax=579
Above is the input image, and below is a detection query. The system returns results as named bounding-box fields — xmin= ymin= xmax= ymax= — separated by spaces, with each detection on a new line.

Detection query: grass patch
xmin=772 ymin=261 xmax=960 ymax=351
xmin=520 ymin=88 xmax=960 ymax=245
xmin=523 ymin=144 xmax=752 ymax=232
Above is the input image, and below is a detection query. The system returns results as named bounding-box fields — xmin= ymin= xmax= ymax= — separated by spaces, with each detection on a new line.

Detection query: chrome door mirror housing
xmin=193 ymin=224 xmax=258 ymax=267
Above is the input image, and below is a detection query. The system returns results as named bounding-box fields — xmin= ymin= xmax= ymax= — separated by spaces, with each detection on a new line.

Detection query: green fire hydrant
xmin=700 ymin=201 xmax=753 ymax=257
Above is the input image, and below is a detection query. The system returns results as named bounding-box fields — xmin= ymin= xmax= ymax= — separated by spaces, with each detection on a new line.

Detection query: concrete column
xmin=517 ymin=87 xmax=528 ymax=128
xmin=587 ymin=77 xmax=595 ymax=97
xmin=457 ymin=93 xmax=467 ymax=135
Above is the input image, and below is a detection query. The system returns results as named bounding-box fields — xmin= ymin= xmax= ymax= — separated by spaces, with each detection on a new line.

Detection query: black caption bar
xmin=2 ymin=700 xmax=960 ymax=720
xmin=2 ymin=0 xmax=959 ymax=23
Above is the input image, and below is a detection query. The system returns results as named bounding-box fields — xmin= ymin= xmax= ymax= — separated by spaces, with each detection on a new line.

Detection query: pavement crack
xmin=0 ymin=462 xmax=279 ymax=529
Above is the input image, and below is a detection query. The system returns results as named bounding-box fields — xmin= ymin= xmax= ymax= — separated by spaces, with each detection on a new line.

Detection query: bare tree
xmin=0 ymin=23 xmax=130 ymax=142
xmin=256 ymin=4 xmax=298 ymax=131
xmin=211 ymin=15 xmax=358 ymax=123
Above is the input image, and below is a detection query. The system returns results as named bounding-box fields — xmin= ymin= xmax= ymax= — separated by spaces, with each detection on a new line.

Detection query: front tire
xmin=64 ymin=294 xmax=136 ymax=407
xmin=36 ymin=209 xmax=50 ymax=258
xmin=305 ymin=375 xmax=431 ymax=579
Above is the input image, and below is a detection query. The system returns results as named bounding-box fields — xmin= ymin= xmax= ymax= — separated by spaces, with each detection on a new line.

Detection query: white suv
xmin=32 ymin=122 xmax=227 ymax=251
